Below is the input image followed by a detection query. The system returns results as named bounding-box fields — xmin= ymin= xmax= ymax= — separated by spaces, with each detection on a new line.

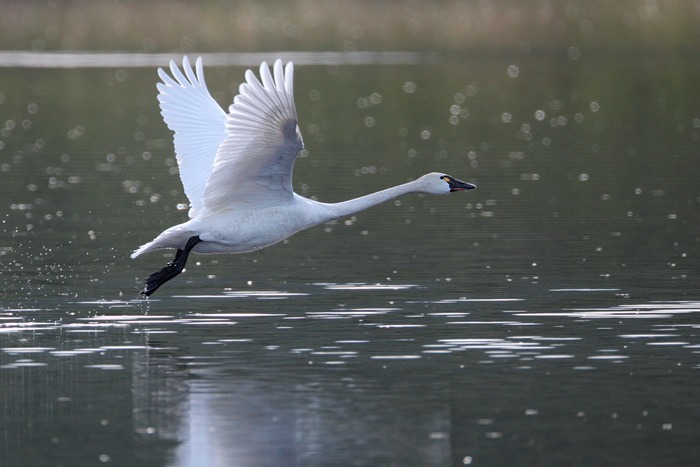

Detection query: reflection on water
xmin=3 ymin=289 xmax=700 ymax=465
xmin=1 ymin=46 xmax=699 ymax=465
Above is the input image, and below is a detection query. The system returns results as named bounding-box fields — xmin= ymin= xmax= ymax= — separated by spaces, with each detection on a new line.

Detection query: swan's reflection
xmin=132 ymin=352 xmax=450 ymax=466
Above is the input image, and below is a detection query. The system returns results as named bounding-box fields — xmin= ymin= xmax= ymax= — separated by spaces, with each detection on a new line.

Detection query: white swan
xmin=132 ymin=57 xmax=476 ymax=296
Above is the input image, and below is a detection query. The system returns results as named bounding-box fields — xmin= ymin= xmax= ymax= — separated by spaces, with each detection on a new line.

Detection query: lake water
xmin=1 ymin=51 xmax=699 ymax=466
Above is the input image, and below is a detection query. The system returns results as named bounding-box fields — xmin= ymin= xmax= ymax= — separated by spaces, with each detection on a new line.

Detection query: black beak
xmin=443 ymin=175 xmax=476 ymax=192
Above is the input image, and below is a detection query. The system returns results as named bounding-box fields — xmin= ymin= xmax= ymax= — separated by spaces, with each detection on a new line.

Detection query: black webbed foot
xmin=139 ymin=236 xmax=201 ymax=297
xmin=140 ymin=261 xmax=183 ymax=296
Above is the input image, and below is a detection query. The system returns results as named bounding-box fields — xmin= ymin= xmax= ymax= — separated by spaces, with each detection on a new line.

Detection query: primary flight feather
xmin=133 ymin=57 xmax=476 ymax=296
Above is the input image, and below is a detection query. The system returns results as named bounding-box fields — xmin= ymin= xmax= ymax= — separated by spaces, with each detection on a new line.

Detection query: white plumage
xmin=133 ymin=57 xmax=476 ymax=296
xmin=156 ymin=57 xmax=227 ymax=218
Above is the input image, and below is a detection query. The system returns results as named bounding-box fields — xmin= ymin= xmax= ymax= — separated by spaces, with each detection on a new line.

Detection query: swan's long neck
xmin=312 ymin=179 xmax=423 ymax=222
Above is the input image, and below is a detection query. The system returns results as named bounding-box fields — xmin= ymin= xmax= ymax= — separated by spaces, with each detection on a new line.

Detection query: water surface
xmin=1 ymin=50 xmax=699 ymax=466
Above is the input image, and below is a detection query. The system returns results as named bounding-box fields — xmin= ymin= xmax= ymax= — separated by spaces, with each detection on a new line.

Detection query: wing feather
xmin=156 ymin=56 xmax=227 ymax=217
xmin=200 ymin=60 xmax=304 ymax=212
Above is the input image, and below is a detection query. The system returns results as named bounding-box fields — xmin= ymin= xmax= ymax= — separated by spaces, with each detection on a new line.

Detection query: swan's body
xmin=133 ymin=57 xmax=476 ymax=296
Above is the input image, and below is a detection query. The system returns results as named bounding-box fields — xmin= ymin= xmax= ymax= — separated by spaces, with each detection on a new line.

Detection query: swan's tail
xmin=131 ymin=241 xmax=155 ymax=259
xmin=131 ymin=226 xmax=195 ymax=259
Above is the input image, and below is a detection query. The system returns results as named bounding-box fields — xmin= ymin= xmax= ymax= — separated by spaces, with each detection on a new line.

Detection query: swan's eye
xmin=441 ymin=176 xmax=452 ymax=183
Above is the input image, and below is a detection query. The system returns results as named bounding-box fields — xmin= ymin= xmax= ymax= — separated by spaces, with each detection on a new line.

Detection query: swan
xmin=132 ymin=57 xmax=476 ymax=296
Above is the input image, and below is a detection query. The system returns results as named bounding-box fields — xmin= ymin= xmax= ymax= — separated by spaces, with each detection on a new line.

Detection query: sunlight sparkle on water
xmin=318 ymin=282 xmax=418 ymax=291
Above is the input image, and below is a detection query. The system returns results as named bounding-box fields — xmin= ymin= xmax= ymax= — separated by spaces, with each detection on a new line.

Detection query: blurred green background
xmin=2 ymin=0 xmax=698 ymax=53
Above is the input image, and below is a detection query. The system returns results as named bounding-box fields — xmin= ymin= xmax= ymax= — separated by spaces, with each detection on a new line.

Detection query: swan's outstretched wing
xmin=200 ymin=60 xmax=304 ymax=212
xmin=157 ymin=56 xmax=227 ymax=217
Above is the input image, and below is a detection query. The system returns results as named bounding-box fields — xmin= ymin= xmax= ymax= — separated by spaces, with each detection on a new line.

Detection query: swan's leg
xmin=140 ymin=235 xmax=201 ymax=297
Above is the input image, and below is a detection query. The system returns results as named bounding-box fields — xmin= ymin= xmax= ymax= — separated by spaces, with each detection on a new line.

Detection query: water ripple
xmin=319 ymin=283 xmax=418 ymax=291
xmin=2 ymin=297 xmax=699 ymax=373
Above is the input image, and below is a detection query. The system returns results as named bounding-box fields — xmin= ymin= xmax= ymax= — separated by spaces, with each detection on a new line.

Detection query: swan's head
xmin=418 ymin=172 xmax=476 ymax=195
